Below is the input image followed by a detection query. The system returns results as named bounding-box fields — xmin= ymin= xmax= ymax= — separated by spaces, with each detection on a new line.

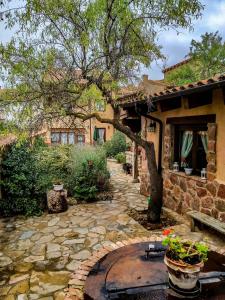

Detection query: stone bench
xmin=187 ymin=210 xmax=225 ymax=235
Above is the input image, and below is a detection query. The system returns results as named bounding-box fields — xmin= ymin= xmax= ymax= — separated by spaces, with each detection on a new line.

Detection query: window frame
xmin=51 ymin=130 xmax=85 ymax=145
xmin=95 ymin=101 xmax=106 ymax=112
xmin=174 ymin=124 xmax=208 ymax=175
xmin=96 ymin=127 xmax=106 ymax=143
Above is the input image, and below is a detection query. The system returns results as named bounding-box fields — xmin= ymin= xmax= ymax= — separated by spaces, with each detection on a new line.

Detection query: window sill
xmin=168 ymin=170 xmax=207 ymax=183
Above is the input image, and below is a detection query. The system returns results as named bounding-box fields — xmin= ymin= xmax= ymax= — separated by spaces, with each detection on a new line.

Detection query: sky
xmin=0 ymin=0 xmax=225 ymax=85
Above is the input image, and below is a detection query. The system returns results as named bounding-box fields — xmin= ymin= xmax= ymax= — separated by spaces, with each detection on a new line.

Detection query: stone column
xmin=207 ymin=123 xmax=217 ymax=181
xmin=163 ymin=124 xmax=173 ymax=169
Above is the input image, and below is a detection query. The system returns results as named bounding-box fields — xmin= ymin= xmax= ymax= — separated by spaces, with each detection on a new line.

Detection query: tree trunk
xmin=144 ymin=141 xmax=163 ymax=223
xmin=132 ymin=141 xmax=139 ymax=183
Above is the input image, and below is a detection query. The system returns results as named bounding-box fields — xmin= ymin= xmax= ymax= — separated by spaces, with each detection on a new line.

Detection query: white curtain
xmin=98 ymin=129 xmax=105 ymax=143
xmin=68 ymin=132 xmax=75 ymax=144
xmin=77 ymin=135 xmax=84 ymax=145
xmin=198 ymin=131 xmax=208 ymax=153
xmin=181 ymin=131 xmax=193 ymax=167
xmin=51 ymin=132 xmax=60 ymax=144
xmin=61 ymin=133 xmax=67 ymax=144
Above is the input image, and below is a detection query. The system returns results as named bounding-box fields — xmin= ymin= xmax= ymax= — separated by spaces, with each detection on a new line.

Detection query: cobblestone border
xmin=64 ymin=235 xmax=225 ymax=300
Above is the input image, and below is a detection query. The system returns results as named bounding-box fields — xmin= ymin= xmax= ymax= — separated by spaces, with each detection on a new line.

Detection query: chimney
xmin=142 ymin=75 xmax=148 ymax=82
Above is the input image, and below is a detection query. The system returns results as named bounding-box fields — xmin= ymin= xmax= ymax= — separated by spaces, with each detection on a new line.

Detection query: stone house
xmin=37 ymin=103 xmax=115 ymax=146
xmin=118 ymin=73 xmax=225 ymax=223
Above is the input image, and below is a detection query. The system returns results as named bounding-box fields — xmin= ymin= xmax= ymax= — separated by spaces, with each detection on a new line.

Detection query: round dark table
xmin=84 ymin=242 xmax=225 ymax=300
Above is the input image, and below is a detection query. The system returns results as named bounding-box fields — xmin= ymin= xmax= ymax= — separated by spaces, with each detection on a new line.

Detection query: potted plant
xmin=162 ymin=229 xmax=208 ymax=290
xmin=183 ymin=162 xmax=193 ymax=175
xmin=52 ymin=179 xmax=64 ymax=191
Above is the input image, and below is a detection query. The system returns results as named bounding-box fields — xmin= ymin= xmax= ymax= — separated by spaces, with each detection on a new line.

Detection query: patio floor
xmin=0 ymin=161 xmax=224 ymax=300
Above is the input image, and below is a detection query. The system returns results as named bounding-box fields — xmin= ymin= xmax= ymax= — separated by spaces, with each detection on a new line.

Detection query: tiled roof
xmin=151 ymin=74 xmax=225 ymax=99
xmin=163 ymin=58 xmax=191 ymax=73
xmin=117 ymin=74 xmax=225 ymax=106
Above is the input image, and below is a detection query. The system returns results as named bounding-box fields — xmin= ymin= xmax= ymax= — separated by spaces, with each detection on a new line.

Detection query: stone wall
xmin=139 ymin=148 xmax=150 ymax=196
xmin=163 ymin=170 xmax=225 ymax=222
xmin=139 ymin=120 xmax=225 ymax=222
xmin=162 ymin=122 xmax=225 ymax=222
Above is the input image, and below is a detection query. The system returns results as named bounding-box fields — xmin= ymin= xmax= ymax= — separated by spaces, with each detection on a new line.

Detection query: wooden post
xmin=132 ymin=142 xmax=139 ymax=183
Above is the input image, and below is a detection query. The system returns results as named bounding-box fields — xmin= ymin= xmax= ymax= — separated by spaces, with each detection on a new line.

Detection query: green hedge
xmin=103 ymin=131 xmax=127 ymax=157
xmin=115 ymin=152 xmax=126 ymax=164
xmin=0 ymin=137 xmax=46 ymax=216
xmin=0 ymin=139 xmax=110 ymax=216
xmin=66 ymin=145 xmax=110 ymax=200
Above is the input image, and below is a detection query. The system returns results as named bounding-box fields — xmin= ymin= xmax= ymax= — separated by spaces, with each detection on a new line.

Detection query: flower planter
xmin=184 ymin=168 xmax=193 ymax=176
xmin=53 ymin=184 xmax=64 ymax=191
xmin=164 ymin=253 xmax=204 ymax=290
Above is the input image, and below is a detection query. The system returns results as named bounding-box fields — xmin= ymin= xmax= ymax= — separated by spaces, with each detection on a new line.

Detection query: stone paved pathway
xmin=0 ymin=161 xmax=148 ymax=300
xmin=0 ymin=161 xmax=224 ymax=300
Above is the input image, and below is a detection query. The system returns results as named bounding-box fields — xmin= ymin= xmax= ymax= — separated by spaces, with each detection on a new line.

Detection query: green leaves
xmin=166 ymin=64 xmax=198 ymax=86
xmin=166 ymin=31 xmax=225 ymax=86
xmin=103 ymin=131 xmax=127 ymax=157
xmin=190 ymin=31 xmax=225 ymax=79
xmin=0 ymin=0 xmax=204 ymax=134
xmin=162 ymin=233 xmax=209 ymax=264
xmin=0 ymin=138 xmax=46 ymax=216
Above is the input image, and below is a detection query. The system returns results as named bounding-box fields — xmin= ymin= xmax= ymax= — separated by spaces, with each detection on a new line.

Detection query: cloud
xmin=146 ymin=0 xmax=225 ymax=79
xmin=206 ymin=2 xmax=225 ymax=30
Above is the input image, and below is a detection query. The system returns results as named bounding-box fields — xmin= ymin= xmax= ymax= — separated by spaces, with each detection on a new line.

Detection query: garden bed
xmin=127 ymin=208 xmax=178 ymax=231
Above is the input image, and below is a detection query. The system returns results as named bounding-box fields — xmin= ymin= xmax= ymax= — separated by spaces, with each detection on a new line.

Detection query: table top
xmin=84 ymin=242 xmax=225 ymax=300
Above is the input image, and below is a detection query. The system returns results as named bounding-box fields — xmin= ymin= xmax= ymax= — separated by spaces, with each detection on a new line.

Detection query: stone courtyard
xmin=0 ymin=161 xmax=224 ymax=300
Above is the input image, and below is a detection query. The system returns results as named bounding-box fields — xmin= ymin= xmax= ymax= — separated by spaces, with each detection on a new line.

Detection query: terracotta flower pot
xmin=164 ymin=254 xmax=204 ymax=290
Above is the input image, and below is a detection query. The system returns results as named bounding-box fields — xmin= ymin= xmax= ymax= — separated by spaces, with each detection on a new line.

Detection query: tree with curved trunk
xmin=0 ymin=0 xmax=203 ymax=222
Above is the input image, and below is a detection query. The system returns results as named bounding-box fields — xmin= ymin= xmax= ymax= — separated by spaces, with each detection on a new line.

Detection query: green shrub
xmin=115 ymin=152 xmax=126 ymax=164
xmin=0 ymin=139 xmax=110 ymax=216
xmin=0 ymin=138 xmax=46 ymax=216
xmin=34 ymin=144 xmax=71 ymax=192
xmin=103 ymin=131 xmax=127 ymax=157
xmin=67 ymin=145 xmax=110 ymax=200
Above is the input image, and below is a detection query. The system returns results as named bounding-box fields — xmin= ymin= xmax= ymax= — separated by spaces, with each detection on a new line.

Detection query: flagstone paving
xmin=0 ymin=160 xmax=224 ymax=300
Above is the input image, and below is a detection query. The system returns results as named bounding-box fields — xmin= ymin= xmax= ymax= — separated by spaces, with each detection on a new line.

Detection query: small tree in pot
xmin=162 ymin=229 xmax=208 ymax=290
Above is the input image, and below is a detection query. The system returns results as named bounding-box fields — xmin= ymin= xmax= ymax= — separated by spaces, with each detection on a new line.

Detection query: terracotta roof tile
xmin=163 ymin=58 xmax=191 ymax=73
xmin=118 ymin=73 xmax=225 ymax=106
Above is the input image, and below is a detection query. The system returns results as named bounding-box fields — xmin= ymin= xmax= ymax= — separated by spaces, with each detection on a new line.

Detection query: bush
xmin=0 ymin=139 xmax=110 ymax=216
xmin=0 ymin=138 xmax=46 ymax=216
xmin=115 ymin=152 xmax=126 ymax=164
xmin=34 ymin=144 xmax=71 ymax=192
xmin=67 ymin=145 xmax=110 ymax=200
xmin=103 ymin=131 xmax=127 ymax=157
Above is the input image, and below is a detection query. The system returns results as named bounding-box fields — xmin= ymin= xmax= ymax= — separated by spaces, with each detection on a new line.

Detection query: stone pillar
xmin=132 ymin=142 xmax=139 ymax=183
xmin=163 ymin=124 xmax=173 ymax=169
xmin=207 ymin=123 xmax=217 ymax=181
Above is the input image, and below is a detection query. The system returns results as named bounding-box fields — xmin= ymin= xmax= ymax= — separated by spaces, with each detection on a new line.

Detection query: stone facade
xmin=139 ymin=148 xmax=150 ymax=197
xmin=139 ymin=121 xmax=225 ymax=222
xmin=162 ymin=122 xmax=225 ymax=222
xmin=163 ymin=170 xmax=225 ymax=222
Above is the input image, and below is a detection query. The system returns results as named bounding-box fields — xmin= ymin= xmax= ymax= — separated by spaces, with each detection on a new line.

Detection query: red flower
xmin=163 ymin=229 xmax=171 ymax=236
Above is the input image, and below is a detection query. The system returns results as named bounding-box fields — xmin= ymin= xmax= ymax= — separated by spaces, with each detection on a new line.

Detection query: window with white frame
xmin=51 ymin=131 xmax=85 ymax=145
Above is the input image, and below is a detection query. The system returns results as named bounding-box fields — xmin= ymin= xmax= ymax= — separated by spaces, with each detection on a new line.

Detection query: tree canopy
xmin=0 ymin=0 xmax=203 ymax=134
xmin=0 ymin=0 xmax=204 ymax=222
xmin=166 ymin=31 xmax=225 ymax=85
